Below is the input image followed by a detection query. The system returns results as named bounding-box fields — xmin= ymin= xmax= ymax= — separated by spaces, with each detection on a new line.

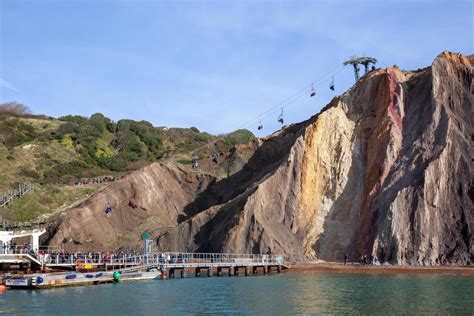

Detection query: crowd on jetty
xmin=1 ymin=244 xmax=144 ymax=264
xmin=2 ymin=244 xmax=182 ymax=265
xmin=38 ymin=251 xmax=144 ymax=264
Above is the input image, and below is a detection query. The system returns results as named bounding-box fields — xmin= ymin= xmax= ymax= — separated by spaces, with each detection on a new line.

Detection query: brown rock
xmin=46 ymin=52 xmax=473 ymax=266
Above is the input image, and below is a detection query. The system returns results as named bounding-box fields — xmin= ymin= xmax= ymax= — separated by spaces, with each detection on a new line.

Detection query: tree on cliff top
xmin=0 ymin=102 xmax=31 ymax=116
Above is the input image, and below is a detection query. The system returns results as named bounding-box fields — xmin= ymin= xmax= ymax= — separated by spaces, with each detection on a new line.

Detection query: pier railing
xmin=151 ymin=252 xmax=284 ymax=267
xmin=1 ymin=247 xmax=284 ymax=268
xmin=24 ymin=252 xmax=284 ymax=268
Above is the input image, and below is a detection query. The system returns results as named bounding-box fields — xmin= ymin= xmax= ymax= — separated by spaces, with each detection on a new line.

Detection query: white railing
xmin=31 ymin=251 xmax=284 ymax=267
xmin=0 ymin=183 xmax=34 ymax=208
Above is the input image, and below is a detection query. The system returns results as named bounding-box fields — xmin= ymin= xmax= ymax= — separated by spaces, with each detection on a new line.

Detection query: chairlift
xmin=192 ymin=155 xmax=199 ymax=169
xmin=310 ymin=83 xmax=316 ymax=97
xmin=277 ymin=108 xmax=284 ymax=124
xmin=257 ymin=115 xmax=264 ymax=130
xmin=329 ymin=76 xmax=335 ymax=91
xmin=211 ymin=152 xmax=219 ymax=164
xmin=105 ymin=202 xmax=113 ymax=216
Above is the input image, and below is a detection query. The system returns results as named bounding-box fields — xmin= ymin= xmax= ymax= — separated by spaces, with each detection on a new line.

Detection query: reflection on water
xmin=1 ymin=272 xmax=473 ymax=314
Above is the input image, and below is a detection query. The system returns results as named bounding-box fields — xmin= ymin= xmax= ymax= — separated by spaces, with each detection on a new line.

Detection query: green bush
xmin=19 ymin=168 xmax=41 ymax=179
xmin=176 ymin=159 xmax=192 ymax=165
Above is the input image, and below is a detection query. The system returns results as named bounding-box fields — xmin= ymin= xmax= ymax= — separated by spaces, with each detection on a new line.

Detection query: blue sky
xmin=1 ymin=0 xmax=472 ymax=136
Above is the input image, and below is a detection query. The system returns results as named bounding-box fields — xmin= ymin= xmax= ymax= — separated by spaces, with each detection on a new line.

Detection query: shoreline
xmin=287 ymin=262 xmax=474 ymax=276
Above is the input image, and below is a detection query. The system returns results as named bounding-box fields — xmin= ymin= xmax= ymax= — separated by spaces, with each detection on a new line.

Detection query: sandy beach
xmin=288 ymin=262 xmax=474 ymax=276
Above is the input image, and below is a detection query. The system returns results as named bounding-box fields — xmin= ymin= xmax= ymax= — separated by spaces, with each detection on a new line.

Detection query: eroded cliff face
xmin=47 ymin=52 xmax=473 ymax=265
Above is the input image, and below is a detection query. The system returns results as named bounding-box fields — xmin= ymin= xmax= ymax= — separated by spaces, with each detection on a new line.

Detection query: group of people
xmin=38 ymin=250 xmax=143 ymax=264
xmin=74 ymin=176 xmax=118 ymax=186
xmin=343 ymin=253 xmax=382 ymax=266
xmin=359 ymin=254 xmax=381 ymax=266
xmin=1 ymin=241 xmax=32 ymax=255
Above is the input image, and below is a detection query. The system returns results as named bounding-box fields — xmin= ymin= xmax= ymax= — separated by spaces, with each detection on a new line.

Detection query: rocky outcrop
xmin=47 ymin=52 xmax=473 ymax=265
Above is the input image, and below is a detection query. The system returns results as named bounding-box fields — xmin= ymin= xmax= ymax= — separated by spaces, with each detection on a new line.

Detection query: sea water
xmin=1 ymin=272 xmax=473 ymax=314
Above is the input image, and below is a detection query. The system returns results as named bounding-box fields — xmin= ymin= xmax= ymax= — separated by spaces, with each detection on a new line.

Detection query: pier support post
xmin=169 ymin=268 xmax=175 ymax=278
xmin=268 ymin=266 xmax=272 ymax=274
xmin=263 ymin=266 xmax=268 ymax=275
xmin=195 ymin=268 xmax=201 ymax=277
xmin=277 ymin=265 xmax=282 ymax=273
xmin=245 ymin=267 xmax=249 ymax=276
xmin=252 ymin=266 xmax=257 ymax=274
xmin=234 ymin=267 xmax=239 ymax=276
xmin=228 ymin=267 xmax=234 ymax=277
xmin=207 ymin=268 xmax=213 ymax=277
xmin=217 ymin=267 xmax=222 ymax=276
xmin=180 ymin=269 xmax=186 ymax=278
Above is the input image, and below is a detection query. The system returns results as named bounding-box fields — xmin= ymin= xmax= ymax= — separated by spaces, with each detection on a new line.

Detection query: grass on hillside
xmin=0 ymin=185 xmax=99 ymax=221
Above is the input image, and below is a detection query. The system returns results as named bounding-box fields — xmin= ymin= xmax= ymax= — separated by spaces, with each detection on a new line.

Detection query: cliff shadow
xmin=180 ymin=118 xmax=311 ymax=221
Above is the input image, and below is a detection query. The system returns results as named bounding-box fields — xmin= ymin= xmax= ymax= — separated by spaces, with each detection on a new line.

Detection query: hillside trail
xmin=37 ymin=184 xmax=109 ymax=221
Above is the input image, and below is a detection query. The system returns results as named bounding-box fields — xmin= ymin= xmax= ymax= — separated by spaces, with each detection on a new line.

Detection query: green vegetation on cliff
xmin=0 ymin=102 xmax=255 ymax=221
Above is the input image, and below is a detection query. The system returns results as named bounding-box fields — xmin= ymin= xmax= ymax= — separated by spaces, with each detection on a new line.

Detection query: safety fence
xmin=0 ymin=183 xmax=34 ymax=208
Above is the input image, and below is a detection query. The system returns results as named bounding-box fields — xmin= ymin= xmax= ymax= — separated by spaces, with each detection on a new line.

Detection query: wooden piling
xmin=195 ymin=268 xmax=201 ymax=277
xmin=217 ymin=267 xmax=222 ymax=276
xmin=207 ymin=268 xmax=213 ymax=277
xmin=245 ymin=267 xmax=249 ymax=276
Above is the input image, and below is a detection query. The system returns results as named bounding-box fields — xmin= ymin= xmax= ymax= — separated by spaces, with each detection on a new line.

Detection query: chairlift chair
xmin=105 ymin=203 xmax=113 ymax=216
xmin=310 ymin=83 xmax=316 ymax=97
xmin=211 ymin=152 xmax=219 ymax=164
xmin=277 ymin=108 xmax=284 ymax=124
xmin=257 ymin=115 xmax=264 ymax=130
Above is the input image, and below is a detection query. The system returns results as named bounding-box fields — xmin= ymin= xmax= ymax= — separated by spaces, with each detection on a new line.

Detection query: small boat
xmin=120 ymin=269 xmax=161 ymax=281
xmin=4 ymin=271 xmax=118 ymax=289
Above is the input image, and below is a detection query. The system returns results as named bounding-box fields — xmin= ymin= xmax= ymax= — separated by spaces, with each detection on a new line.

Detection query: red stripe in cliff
xmin=389 ymin=70 xmax=403 ymax=130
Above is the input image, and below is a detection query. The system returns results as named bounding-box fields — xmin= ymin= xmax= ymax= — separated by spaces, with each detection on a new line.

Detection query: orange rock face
xmin=47 ymin=52 xmax=473 ymax=265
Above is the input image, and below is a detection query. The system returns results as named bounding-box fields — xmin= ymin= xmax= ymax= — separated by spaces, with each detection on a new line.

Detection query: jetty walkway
xmin=2 ymin=249 xmax=287 ymax=277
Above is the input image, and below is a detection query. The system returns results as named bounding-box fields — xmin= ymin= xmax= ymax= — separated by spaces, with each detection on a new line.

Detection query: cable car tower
xmin=343 ymin=56 xmax=377 ymax=82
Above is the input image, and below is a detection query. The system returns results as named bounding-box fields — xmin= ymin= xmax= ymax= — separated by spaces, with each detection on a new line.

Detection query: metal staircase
xmin=0 ymin=183 xmax=34 ymax=208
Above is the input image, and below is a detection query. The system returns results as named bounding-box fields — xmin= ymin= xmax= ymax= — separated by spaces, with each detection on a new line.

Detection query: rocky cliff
xmin=46 ymin=52 xmax=473 ymax=265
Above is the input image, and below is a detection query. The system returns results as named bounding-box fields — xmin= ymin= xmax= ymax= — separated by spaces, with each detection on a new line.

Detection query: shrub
xmin=0 ymin=102 xmax=31 ymax=116
xmin=19 ymin=168 xmax=40 ymax=179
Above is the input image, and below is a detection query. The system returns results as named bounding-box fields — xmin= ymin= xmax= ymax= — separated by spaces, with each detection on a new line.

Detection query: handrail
xmin=0 ymin=216 xmax=51 ymax=230
xmin=35 ymin=252 xmax=284 ymax=267
xmin=0 ymin=183 xmax=34 ymax=208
